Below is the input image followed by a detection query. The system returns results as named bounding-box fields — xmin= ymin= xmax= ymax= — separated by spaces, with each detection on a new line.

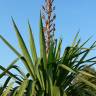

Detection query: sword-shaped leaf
xmin=16 ymin=79 xmax=29 ymax=96
xmin=58 ymin=64 xmax=75 ymax=73
xmin=79 ymin=77 xmax=96 ymax=90
xmin=2 ymin=82 xmax=13 ymax=96
xmin=0 ymin=65 xmax=21 ymax=81
xmin=0 ymin=35 xmax=21 ymax=57
xmin=56 ymin=38 xmax=62 ymax=59
xmin=28 ymin=22 xmax=37 ymax=65
xmin=12 ymin=18 xmax=35 ymax=78
xmin=0 ymin=35 xmax=33 ymax=77
xmin=39 ymin=13 xmax=47 ymax=69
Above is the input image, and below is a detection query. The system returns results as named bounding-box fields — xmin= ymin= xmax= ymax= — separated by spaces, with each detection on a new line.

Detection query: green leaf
xmin=0 ymin=35 xmax=21 ymax=57
xmin=35 ymin=64 xmax=44 ymax=89
xmin=39 ymin=13 xmax=46 ymax=69
xmin=26 ymin=80 xmax=36 ymax=96
xmin=0 ymin=35 xmax=33 ymax=78
xmin=79 ymin=35 xmax=93 ymax=49
xmin=71 ymin=32 xmax=79 ymax=47
xmin=16 ymin=79 xmax=29 ymax=96
xmin=63 ymin=92 xmax=67 ymax=96
xmin=48 ymin=40 xmax=55 ymax=63
xmin=53 ymin=86 xmax=60 ymax=96
xmin=48 ymin=75 xmax=53 ymax=96
xmin=58 ymin=64 xmax=75 ymax=73
xmin=79 ymin=71 xmax=95 ymax=78
xmin=56 ymin=38 xmax=62 ymax=59
xmin=12 ymin=18 xmax=35 ymax=78
xmin=2 ymin=82 xmax=13 ymax=96
xmin=0 ymin=65 xmax=21 ymax=81
xmin=0 ymin=58 xmax=19 ymax=78
xmin=39 ymin=70 xmax=45 ymax=90
xmin=0 ymin=77 xmax=11 ymax=95
xmin=76 ymin=41 xmax=96 ymax=68
xmin=28 ymin=22 xmax=37 ymax=64
xmin=79 ymin=77 xmax=96 ymax=90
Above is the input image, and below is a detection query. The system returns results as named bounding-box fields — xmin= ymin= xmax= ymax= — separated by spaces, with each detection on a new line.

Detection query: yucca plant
xmin=0 ymin=17 xmax=96 ymax=96
xmin=0 ymin=0 xmax=96 ymax=96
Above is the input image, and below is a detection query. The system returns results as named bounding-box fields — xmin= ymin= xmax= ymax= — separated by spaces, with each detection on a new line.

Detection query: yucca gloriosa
xmin=0 ymin=0 xmax=96 ymax=96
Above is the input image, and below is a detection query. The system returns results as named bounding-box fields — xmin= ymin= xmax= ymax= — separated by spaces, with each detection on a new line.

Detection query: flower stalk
xmin=42 ymin=0 xmax=56 ymax=54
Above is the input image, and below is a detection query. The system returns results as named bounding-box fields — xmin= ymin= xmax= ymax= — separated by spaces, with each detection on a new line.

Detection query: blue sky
xmin=0 ymin=0 xmax=96 ymax=83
